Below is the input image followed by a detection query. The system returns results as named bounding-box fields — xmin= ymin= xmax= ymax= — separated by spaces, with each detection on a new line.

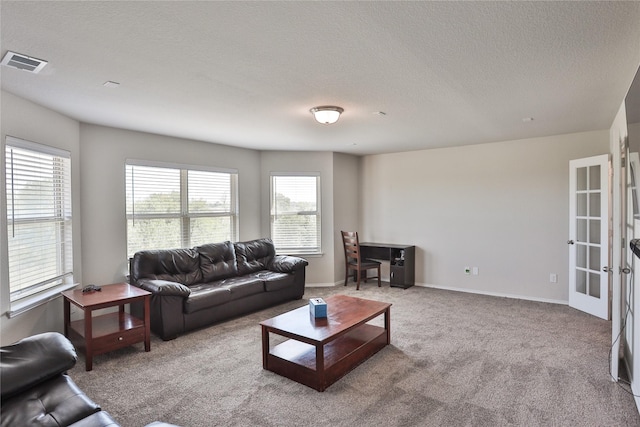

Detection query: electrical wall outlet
xmin=472 ymin=267 xmax=479 ymax=275
xmin=550 ymin=273 xmax=558 ymax=283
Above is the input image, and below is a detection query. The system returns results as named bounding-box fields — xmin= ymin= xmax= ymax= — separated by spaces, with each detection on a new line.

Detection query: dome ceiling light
xmin=310 ymin=106 xmax=344 ymax=124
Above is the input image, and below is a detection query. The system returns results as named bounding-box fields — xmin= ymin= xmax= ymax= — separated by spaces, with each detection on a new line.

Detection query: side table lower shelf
xmin=68 ymin=312 xmax=146 ymax=356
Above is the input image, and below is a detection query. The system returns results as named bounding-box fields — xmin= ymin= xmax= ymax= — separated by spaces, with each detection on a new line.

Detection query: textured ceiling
xmin=1 ymin=1 xmax=640 ymax=155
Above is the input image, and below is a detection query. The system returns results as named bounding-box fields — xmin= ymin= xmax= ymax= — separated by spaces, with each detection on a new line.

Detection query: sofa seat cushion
xmin=196 ymin=241 xmax=238 ymax=282
xmin=1 ymin=374 xmax=101 ymax=427
xmin=183 ymin=277 xmax=264 ymax=314
xmin=184 ymin=284 xmax=233 ymax=314
xmin=222 ymin=276 xmax=264 ymax=299
xmin=246 ymin=270 xmax=294 ymax=292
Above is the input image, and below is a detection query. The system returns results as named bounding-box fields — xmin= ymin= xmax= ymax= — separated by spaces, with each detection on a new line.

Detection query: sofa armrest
xmin=136 ymin=279 xmax=191 ymax=297
xmin=1 ymin=332 xmax=77 ymax=401
xmin=268 ymin=255 xmax=309 ymax=273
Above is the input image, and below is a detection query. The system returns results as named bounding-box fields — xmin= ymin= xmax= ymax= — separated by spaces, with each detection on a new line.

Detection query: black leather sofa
xmin=130 ymin=238 xmax=308 ymax=340
xmin=0 ymin=332 xmax=119 ymax=427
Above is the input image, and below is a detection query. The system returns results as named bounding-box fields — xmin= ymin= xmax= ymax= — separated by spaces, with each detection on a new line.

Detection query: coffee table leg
xmin=261 ymin=326 xmax=269 ymax=369
xmin=143 ymin=295 xmax=151 ymax=352
xmin=385 ymin=308 xmax=391 ymax=344
xmin=316 ymin=344 xmax=325 ymax=391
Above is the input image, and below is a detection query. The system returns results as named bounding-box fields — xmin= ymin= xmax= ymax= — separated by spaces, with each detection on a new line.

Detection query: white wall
xmin=79 ymin=124 xmax=262 ymax=285
xmin=332 ymin=153 xmax=360 ymax=284
xmin=1 ymin=91 xmax=81 ymax=345
xmin=360 ymin=130 xmax=609 ymax=302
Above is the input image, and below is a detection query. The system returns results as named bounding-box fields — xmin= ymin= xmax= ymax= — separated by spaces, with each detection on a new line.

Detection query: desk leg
xmin=84 ymin=308 xmax=93 ymax=371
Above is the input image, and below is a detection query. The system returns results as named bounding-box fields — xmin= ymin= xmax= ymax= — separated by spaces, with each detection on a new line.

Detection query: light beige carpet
xmin=70 ymin=284 xmax=640 ymax=427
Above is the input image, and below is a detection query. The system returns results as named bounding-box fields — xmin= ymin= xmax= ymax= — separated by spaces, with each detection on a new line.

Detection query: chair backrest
xmin=341 ymin=231 xmax=362 ymax=266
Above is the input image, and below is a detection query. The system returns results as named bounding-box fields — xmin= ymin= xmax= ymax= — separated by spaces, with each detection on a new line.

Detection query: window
xmin=5 ymin=137 xmax=73 ymax=312
xmin=270 ymin=173 xmax=320 ymax=254
xmin=125 ymin=161 xmax=238 ymax=257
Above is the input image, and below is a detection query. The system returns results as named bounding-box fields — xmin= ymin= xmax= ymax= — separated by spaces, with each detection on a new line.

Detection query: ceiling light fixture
xmin=310 ymin=106 xmax=344 ymax=124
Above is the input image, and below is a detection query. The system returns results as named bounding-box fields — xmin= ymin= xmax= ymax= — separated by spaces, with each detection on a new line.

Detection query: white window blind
xmin=5 ymin=137 xmax=73 ymax=304
xmin=270 ymin=174 xmax=320 ymax=254
xmin=126 ymin=162 xmax=237 ymax=257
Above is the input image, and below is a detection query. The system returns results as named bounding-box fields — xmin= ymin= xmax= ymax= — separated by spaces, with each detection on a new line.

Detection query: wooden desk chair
xmin=341 ymin=231 xmax=381 ymax=290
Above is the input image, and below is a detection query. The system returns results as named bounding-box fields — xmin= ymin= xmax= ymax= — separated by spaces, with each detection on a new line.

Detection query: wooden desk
xmin=359 ymin=242 xmax=415 ymax=288
xmin=62 ymin=283 xmax=151 ymax=371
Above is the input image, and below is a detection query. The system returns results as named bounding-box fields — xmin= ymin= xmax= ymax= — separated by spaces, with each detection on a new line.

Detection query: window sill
xmin=7 ymin=283 xmax=78 ymax=318
xmin=278 ymin=252 xmax=323 ymax=258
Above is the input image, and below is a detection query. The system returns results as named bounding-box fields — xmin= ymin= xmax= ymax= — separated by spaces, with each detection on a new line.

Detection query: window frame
xmin=125 ymin=159 xmax=238 ymax=258
xmin=4 ymin=136 xmax=75 ymax=317
xmin=270 ymin=172 xmax=321 ymax=255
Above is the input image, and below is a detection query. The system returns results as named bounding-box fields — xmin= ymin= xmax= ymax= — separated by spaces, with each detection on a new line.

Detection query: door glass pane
xmin=590 ymin=193 xmax=601 ymax=216
xmin=576 ymin=270 xmax=587 ymax=294
xmin=589 ymin=246 xmax=601 ymax=271
xmin=577 ymin=219 xmax=588 ymax=242
xmin=589 ymin=219 xmax=601 ymax=244
xmin=589 ymin=166 xmax=601 ymax=190
xmin=589 ymin=272 xmax=601 ymax=298
xmin=577 ymin=167 xmax=588 ymax=191
xmin=577 ymin=193 xmax=588 ymax=216
xmin=577 ymin=244 xmax=587 ymax=269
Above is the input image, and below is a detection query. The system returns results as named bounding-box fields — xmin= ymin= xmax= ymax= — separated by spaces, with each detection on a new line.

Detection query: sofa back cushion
xmin=234 ymin=238 xmax=276 ymax=275
xmin=131 ymin=248 xmax=202 ymax=286
xmin=196 ymin=241 xmax=238 ymax=282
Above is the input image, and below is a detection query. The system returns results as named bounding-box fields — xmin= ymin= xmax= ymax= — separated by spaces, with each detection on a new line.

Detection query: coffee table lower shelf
xmin=265 ymin=323 xmax=387 ymax=391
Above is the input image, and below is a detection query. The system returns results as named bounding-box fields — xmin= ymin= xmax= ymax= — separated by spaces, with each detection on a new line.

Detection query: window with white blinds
xmin=125 ymin=161 xmax=238 ymax=257
xmin=5 ymin=137 xmax=73 ymax=304
xmin=270 ymin=174 xmax=321 ymax=254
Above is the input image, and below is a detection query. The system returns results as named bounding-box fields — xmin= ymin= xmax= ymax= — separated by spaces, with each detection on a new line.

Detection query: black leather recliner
xmin=0 ymin=332 xmax=119 ymax=427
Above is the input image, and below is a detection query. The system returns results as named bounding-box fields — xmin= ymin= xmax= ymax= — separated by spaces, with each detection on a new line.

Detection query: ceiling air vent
xmin=1 ymin=51 xmax=47 ymax=73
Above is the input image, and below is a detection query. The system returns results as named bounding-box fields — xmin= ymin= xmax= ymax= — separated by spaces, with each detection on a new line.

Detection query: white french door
xmin=568 ymin=154 xmax=610 ymax=320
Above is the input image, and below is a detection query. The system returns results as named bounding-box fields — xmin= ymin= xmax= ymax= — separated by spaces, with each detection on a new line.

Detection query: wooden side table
xmin=62 ymin=282 xmax=151 ymax=371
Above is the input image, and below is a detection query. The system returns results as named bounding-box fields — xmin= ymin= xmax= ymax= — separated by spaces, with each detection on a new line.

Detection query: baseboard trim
xmin=306 ymin=281 xmax=568 ymax=305
xmin=306 ymin=283 xmax=338 ymax=288
xmin=415 ymin=283 xmax=568 ymax=305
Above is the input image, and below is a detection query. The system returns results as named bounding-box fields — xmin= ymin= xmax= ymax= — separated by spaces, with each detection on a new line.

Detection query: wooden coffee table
xmin=260 ymin=294 xmax=391 ymax=391
xmin=62 ymin=283 xmax=151 ymax=371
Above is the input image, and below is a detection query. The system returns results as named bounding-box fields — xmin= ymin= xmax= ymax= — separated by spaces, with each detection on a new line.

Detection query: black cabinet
xmin=360 ymin=243 xmax=416 ymax=289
